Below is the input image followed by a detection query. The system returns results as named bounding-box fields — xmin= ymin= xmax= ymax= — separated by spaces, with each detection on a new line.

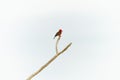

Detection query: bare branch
xmin=55 ymin=37 xmax=60 ymax=54
xmin=59 ymin=42 xmax=72 ymax=54
xmin=26 ymin=36 xmax=72 ymax=80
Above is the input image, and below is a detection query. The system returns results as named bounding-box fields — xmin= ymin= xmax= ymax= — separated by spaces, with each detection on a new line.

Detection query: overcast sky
xmin=0 ymin=0 xmax=120 ymax=80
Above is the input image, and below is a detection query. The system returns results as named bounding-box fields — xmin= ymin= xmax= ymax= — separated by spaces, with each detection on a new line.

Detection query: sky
xmin=0 ymin=0 xmax=120 ymax=80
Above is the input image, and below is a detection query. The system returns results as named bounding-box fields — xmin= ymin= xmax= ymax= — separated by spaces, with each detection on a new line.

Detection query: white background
xmin=0 ymin=0 xmax=120 ymax=80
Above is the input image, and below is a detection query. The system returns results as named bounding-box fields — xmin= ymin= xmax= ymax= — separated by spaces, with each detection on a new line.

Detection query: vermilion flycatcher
xmin=54 ymin=29 xmax=62 ymax=39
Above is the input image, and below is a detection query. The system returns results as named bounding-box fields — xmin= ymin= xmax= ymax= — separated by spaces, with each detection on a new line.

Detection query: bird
xmin=53 ymin=29 xmax=62 ymax=39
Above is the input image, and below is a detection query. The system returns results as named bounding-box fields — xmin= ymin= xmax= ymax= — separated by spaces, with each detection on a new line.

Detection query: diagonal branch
xmin=26 ymin=37 xmax=72 ymax=80
xmin=59 ymin=42 xmax=72 ymax=54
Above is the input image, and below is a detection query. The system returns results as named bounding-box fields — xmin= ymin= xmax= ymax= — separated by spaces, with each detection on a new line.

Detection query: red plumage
xmin=54 ymin=29 xmax=62 ymax=39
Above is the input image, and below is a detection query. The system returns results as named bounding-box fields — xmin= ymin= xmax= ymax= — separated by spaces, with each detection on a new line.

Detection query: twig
xmin=26 ymin=37 xmax=72 ymax=80
xmin=55 ymin=37 xmax=60 ymax=53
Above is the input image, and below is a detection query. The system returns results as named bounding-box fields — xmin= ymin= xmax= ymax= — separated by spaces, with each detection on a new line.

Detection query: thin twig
xmin=59 ymin=42 xmax=72 ymax=54
xmin=55 ymin=37 xmax=60 ymax=53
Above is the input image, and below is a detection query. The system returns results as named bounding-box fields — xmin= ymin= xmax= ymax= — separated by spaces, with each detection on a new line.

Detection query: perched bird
xmin=54 ymin=29 xmax=62 ymax=39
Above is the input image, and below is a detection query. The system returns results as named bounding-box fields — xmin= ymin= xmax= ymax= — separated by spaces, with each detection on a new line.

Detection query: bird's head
xmin=59 ymin=29 xmax=62 ymax=32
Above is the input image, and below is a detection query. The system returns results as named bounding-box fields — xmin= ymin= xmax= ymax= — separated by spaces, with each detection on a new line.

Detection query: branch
xmin=55 ymin=37 xmax=60 ymax=53
xmin=26 ymin=37 xmax=72 ymax=80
